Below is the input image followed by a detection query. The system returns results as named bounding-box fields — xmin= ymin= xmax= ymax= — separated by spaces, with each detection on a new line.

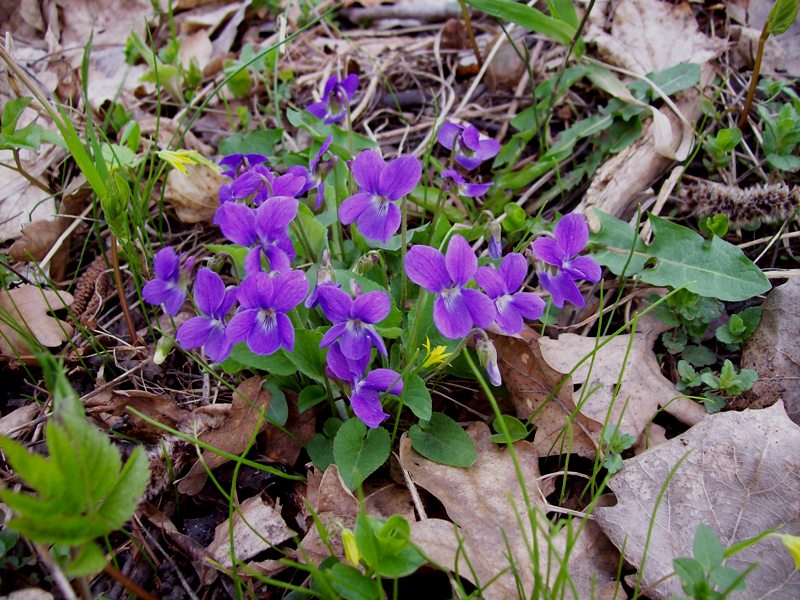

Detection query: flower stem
xmin=332 ymin=162 xmax=347 ymax=261
xmin=458 ymin=0 xmax=483 ymax=69
xmin=110 ymin=236 xmax=139 ymax=345
xmin=401 ymin=195 xmax=409 ymax=308
xmin=291 ymin=220 xmax=316 ymax=264
xmin=738 ymin=24 xmax=770 ymax=130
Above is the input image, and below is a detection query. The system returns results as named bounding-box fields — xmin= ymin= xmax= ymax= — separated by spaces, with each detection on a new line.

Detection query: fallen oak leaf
xmin=594 ymin=402 xmax=800 ymax=599
xmin=163 ymin=163 xmax=226 ymax=223
xmin=400 ymin=423 xmax=621 ymax=599
xmin=494 ymin=327 xmax=600 ymax=458
xmin=0 ymin=286 xmax=74 ymax=358
xmin=538 ymin=321 xmax=706 ymax=447
xmin=177 ymin=377 xmax=271 ymax=495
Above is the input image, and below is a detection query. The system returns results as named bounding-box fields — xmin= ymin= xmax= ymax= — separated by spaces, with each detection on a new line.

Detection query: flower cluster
xmin=143 ymin=89 xmax=601 ymax=430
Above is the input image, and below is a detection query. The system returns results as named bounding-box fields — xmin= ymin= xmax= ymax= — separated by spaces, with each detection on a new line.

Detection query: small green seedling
xmin=600 ymin=425 xmax=636 ymax=474
xmin=715 ymin=307 xmax=761 ymax=346
xmin=703 ymin=128 xmax=741 ymax=170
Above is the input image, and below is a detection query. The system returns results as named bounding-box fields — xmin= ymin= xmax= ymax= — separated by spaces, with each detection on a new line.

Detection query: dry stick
xmin=737 ymin=24 xmax=770 ymax=130
xmin=458 ymin=0 xmax=484 ymax=68
xmin=109 ymin=236 xmax=139 ymax=346
xmin=12 ymin=149 xmax=51 ymax=193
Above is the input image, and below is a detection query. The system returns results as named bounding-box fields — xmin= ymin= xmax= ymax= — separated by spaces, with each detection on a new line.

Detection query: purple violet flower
xmin=475 ymin=335 xmax=502 ymax=387
xmin=488 ymin=219 xmax=503 ymax=260
xmin=327 ymin=345 xmax=402 ymax=428
xmin=531 ymin=213 xmax=601 ymax=309
xmin=339 ymin=150 xmax=422 ymax=243
xmin=317 ymin=286 xmax=390 ymax=361
xmin=219 ymin=154 xmax=268 ymax=179
xmin=143 ymin=247 xmax=195 ymax=316
xmin=226 ymin=270 xmax=309 ymax=355
xmin=405 ymin=234 xmax=496 ymax=339
xmin=213 ymin=196 xmax=298 ymax=274
xmin=441 ymin=168 xmax=493 ymax=197
xmin=176 ymin=268 xmax=238 ymax=362
xmin=285 ymin=137 xmax=334 ymax=211
xmin=475 ymin=253 xmax=545 ymax=335
xmin=307 ymin=74 xmax=359 ymax=124
xmin=223 ymin=165 xmax=307 ymax=206
xmin=325 ymin=341 xmax=370 ymax=381
xmin=437 ymin=122 xmax=501 ymax=170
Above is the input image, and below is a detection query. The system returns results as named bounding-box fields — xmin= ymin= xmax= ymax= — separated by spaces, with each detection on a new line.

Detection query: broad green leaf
xmin=306 ymin=433 xmax=334 ymax=471
xmin=590 ymin=210 xmax=770 ymax=301
xmin=402 ymin=375 xmax=432 ymax=421
xmin=329 ymin=563 xmax=375 ymax=600
xmin=299 ymin=384 xmax=327 ymax=413
xmin=225 ymin=343 xmax=297 ymax=376
xmin=265 ymin=382 xmax=288 ymax=426
xmin=694 ymin=524 xmax=724 ymax=570
xmin=490 ymin=415 xmax=528 ymax=443
xmin=286 ymin=108 xmax=376 ymax=158
xmin=715 ymin=127 xmax=742 ymax=152
xmin=218 ymin=129 xmax=283 ymax=156
xmin=285 ymin=329 xmax=327 ymax=382
xmin=2 ymin=98 xmax=33 ymax=134
xmin=409 ymin=412 xmax=477 ymax=468
xmin=295 ymin=203 xmax=328 ymax=259
xmin=466 ymin=0 xmax=576 ymax=45
xmin=333 ymin=418 xmax=391 ymax=490
xmin=647 ymin=63 xmax=701 ymax=98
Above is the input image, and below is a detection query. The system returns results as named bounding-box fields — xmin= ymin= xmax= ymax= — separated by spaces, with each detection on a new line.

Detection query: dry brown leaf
xmin=401 ymin=423 xmax=620 ymax=599
xmin=495 ymin=328 xmax=600 ymax=458
xmin=180 ymin=30 xmax=214 ymax=72
xmin=163 ymin=163 xmax=226 ymax=223
xmin=586 ymin=0 xmax=724 ymax=75
xmin=737 ymin=279 xmax=800 ymax=423
xmin=0 ymin=404 xmax=40 ymax=438
xmin=86 ymin=389 xmax=192 ymax=444
xmin=0 ymin=286 xmax=74 ymax=357
xmin=538 ymin=324 xmax=706 ymax=446
xmin=595 ymin=402 xmax=800 ymax=599
xmin=207 ymin=495 xmax=295 ymax=569
xmin=0 ymin=149 xmax=56 ymax=243
xmin=177 ymin=377 xmax=271 ymax=495
xmin=298 ymin=465 xmax=415 ymax=565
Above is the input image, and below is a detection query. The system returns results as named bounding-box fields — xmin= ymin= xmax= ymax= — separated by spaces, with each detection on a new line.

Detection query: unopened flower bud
xmin=354 ymin=251 xmax=380 ymax=275
xmin=153 ymin=335 xmax=174 ymax=365
xmin=488 ymin=219 xmax=503 ymax=259
xmin=349 ymin=278 xmax=362 ymax=297
xmin=475 ymin=334 xmax=501 ymax=387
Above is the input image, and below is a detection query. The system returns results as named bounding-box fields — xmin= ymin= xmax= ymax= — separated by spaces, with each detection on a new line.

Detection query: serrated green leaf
xmin=590 ymin=210 xmax=770 ymax=301
xmin=402 ymin=375 xmax=432 ymax=421
xmin=409 ymin=413 xmax=477 ymax=468
xmin=93 ymin=447 xmax=149 ymax=532
xmin=66 ymin=542 xmax=106 ymax=577
xmin=333 ymin=418 xmax=391 ymax=490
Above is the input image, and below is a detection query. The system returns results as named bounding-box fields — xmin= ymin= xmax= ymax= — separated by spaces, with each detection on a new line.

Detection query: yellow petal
xmin=777 ymin=534 xmax=800 ymax=570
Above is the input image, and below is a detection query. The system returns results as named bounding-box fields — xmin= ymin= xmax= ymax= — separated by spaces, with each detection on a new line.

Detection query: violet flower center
xmin=441 ymin=287 xmax=461 ymax=309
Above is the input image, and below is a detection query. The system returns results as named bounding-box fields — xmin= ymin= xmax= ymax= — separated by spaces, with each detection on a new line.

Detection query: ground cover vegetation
xmin=1 ymin=0 xmax=800 ymax=598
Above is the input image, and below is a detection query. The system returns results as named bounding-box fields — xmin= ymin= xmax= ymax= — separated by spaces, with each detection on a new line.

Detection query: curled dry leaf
xmin=0 ymin=286 xmax=74 ymax=358
xmin=177 ymin=377 xmax=271 ymax=495
xmin=400 ymin=423 xmax=621 ymax=599
xmin=207 ymin=495 xmax=295 ymax=569
xmin=0 ymin=148 xmax=56 ymax=244
xmin=737 ymin=278 xmax=800 ymax=424
xmin=86 ymin=389 xmax=192 ymax=444
xmin=9 ymin=220 xmax=67 ymax=281
xmin=595 ymin=402 xmax=800 ymax=599
xmin=163 ymin=163 xmax=226 ymax=223
xmin=538 ymin=323 xmax=706 ymax=447
xmin=298 ymin=464 xmax=415 ymax=565
xmin=262 ymin=393 xmax=317 ymax=466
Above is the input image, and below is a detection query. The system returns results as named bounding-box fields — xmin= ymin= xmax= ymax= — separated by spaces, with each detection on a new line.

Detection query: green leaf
xmin=306 ymin=433 xmax=334 ymax=471
xmin=681 ymin=345 xmax=717 ymax=367
xmin=286 ymin=108 xmax=376 ymax=158
xmin=285 ymin=329 xmax=327 ymax=382
xmin=299 ymin=384 xmax=327 ymax=413
xmin=766 ymin=152 xmax=800 ymax=172
xmin=409 ymin=413 xmax=477 ymax=468
xmin=466 ymin=0 xmax=576 ymax=45
xmin=224 ymin=344 xmax=297 ymax=376
xmin=333 ymin=418 xmax=391 ymax=490
xmin=265 ymin=382 xmax=288 ymax=426
xmin=218 ymin=129 xmax=283 ymax=156
xmin=402 ymin=375 xmax=432 ymax=421
xmin=328 ymin=563 xmax=375 ymax=600
xmin=295 ymin=203 xmax=327 ymax=260
xmin=590 ymin=210 xmax=770 ymax=301
xmin=647 ymin=63 xmax=701 ymax=97
xmin=767 ymin=0 xmax=799 ymax=35
xmin=715 ymin=127 xmax=742 ymax=152
xmin=2 ymin=98 xmax=33 ymax=134
xmin=694 ymin=523 xmax=724 ymax=571
xmin=673 ymin=557 xmax=706 ymax=593
xmin=66 ymin=542 xmax=106 ymax=577
xmin=490 ymin=415 xmax=528 ymax=443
